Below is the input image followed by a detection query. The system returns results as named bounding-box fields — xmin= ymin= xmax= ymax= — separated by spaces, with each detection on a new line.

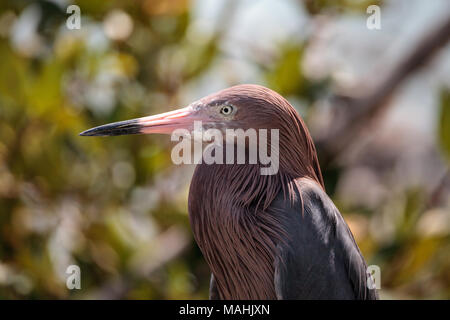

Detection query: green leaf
xmin=265 ymin=44 xmax=305 ymax=96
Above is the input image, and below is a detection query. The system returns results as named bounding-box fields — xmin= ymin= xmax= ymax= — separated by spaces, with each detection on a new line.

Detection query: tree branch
xmin=316 ymin=14 xmax=450 ymax=168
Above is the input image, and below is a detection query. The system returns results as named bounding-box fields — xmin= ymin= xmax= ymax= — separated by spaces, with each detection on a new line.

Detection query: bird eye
xmin=220 ymin=105 xmax=234 ymax=116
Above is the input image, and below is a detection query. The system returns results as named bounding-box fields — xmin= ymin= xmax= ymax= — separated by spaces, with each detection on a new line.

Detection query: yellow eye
xmin=220 ymin=105 xmax=234 ymax=115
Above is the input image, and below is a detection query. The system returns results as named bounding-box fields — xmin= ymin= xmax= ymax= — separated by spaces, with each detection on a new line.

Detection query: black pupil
xmin=223 ymin=107 xmax=230 ymax=114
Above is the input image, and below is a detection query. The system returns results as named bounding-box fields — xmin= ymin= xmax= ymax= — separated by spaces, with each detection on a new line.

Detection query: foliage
xmin=0 ymin=0 xmax=448 ymax=300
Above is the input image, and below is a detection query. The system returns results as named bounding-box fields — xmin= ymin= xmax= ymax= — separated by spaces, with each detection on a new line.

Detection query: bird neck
xmin=188 ymin=162 xmax=292 ymax=299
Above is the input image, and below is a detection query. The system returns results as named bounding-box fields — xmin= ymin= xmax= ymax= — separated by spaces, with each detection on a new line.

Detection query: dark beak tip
xmin=79 ymin=128 xmax=103 ymax=137
xmin=79 ymin=130 xmax=93 ymax=136
xmin=79 ymin=119 xmax=141 ymax=137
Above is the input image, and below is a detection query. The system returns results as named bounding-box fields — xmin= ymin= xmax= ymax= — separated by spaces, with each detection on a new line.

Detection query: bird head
xmin=80 ymin=84 xmax=324 ymax=187
xmin=80 ymin=84 xmax=290 ymax=137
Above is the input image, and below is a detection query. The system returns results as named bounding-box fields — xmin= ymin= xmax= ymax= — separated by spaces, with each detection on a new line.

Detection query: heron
xmin=80 ymin=84 xmax=379 ymax=300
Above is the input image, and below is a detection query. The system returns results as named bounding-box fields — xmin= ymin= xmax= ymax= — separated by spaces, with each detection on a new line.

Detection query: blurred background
xmin=0 ymin=0 xmax=449 ymax=299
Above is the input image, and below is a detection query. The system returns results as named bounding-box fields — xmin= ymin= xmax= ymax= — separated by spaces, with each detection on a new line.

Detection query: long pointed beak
xmin=79 ymin=106 xmax=205 ymax=137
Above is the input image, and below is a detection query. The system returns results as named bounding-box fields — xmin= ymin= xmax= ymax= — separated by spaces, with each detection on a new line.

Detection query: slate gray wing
xmin=273 ymin=178 xmax=378 ymax=300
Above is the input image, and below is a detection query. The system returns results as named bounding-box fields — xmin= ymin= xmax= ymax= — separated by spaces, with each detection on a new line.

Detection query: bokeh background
xmin=0 ymin=0 xmax=449 ymax=299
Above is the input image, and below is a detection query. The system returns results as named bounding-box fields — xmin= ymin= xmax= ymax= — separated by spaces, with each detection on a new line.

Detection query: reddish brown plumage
xmin=188 ymin=84 xmax=323 ymax=299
